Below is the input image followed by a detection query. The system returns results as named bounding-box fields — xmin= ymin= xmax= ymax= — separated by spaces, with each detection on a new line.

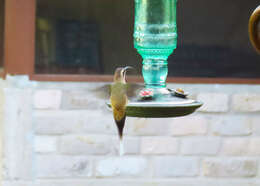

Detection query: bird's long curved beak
xmin=122 ymin=66 xmax=134 ymax=83
xmin=123 ymin=66 xmax=134 ymax=71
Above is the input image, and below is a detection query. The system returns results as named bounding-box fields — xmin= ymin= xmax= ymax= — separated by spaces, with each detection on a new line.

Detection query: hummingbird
xmin=110 ymin=66 xmax=133 ymax=155
xmin=90 ymin=66 xmax=143 ymax=155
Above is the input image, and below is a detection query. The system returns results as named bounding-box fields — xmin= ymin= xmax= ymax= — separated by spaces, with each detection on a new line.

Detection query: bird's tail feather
xmin=115 ymin=115 xmax=126 ymax=140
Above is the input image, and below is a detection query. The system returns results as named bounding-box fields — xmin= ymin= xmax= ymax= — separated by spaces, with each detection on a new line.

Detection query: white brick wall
xmin=3 ymin=77 xmax=260 ymax=185
xmin=153 ymin=157 xmax=199 ymax=177
xmin=3 ymin=180 xmax=260 ymax=186
xmin=202 ymin=158 xmax=257 ymax=177
xmin=125 ymin=117 xmax=171 ymax=136
xmin=111 ymin=136 xmax=140 ymax=155
xmin=181 ymin=137 xmax=220 ymax=155
xmin=232 ymin=94 xmax=260 ymax=112
xmin=221 ymin=138 xmax=249 ymax=156
xmin=141 ymin=137 xmax=178 ymax=154
xmin=36 ymin=155 xmax=92 ymax=178
xmin=58 ymin=135 xmax=111 ymax=155
xmin=34 ymin=136 xmax=57 ymax=153
xmin=210 ymin=116 xmax=252 ymax=136
xmin=170 ymin=116 xmax=208 ymax=136
xmin=33 ymin=90 xmax=62 ymax=109
xmin=95 ymin=157 xmax=148 ymax=177
xmin=197 ymin=93 xmax=229 ymax=112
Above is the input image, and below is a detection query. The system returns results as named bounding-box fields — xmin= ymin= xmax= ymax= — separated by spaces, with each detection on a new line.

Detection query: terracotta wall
xmin=0 ymin=0 xmax=4 ymax=68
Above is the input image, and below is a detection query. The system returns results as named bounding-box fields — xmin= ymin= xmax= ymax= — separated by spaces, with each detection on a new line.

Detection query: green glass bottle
xmin=134 ymin=0 xmax=177 ymax=89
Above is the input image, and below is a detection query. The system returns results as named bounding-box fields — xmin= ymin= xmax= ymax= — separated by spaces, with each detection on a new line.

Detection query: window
xmin=168 ymin=0 xmax=260 ymax=78
xmin=35 ymin=0 xmax=141 ymax=75
xmin=3 ymin=0 xmax=260 ymax=83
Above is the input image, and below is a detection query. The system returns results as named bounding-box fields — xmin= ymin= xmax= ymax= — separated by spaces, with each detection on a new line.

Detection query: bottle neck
xmin=142 ymin=58 xmax=168 ymax=89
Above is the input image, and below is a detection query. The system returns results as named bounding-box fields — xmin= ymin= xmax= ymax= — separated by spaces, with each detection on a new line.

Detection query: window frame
xmin=3 ymin=0 xmax=260 ymax=84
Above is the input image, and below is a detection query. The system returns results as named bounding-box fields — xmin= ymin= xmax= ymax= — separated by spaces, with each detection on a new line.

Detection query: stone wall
xmin=2 ymin=76 xmax=260 ymax=186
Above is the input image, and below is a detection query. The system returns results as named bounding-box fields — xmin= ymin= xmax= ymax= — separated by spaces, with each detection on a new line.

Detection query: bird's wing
xmin=90 ymin=83 xmax=144 ymax=100
xmin=126 ymin=83 xmax=144 ymax=98
xmin=90 ymin=84 xmax=111 ymax=100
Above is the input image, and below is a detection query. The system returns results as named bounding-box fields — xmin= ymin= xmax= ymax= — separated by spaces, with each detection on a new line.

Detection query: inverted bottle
xmin=134 ymin=0 xmax=177 ymax=89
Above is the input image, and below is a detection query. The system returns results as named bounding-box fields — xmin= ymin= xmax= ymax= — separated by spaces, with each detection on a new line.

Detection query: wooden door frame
xmin=4 ymin=0 xmax=35 ymax=76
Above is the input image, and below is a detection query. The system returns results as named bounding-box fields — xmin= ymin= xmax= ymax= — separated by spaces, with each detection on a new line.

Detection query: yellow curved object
xmin=249 ymin=5 xmax=260 ymax=54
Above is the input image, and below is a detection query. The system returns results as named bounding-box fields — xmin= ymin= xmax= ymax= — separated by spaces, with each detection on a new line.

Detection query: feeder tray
xmin=107 ymin=88 xmax=203 ymax=118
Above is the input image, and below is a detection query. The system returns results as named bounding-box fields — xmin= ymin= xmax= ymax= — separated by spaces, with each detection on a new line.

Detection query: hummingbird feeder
xmin=110 ymin=0 xmax=202 ymax=118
